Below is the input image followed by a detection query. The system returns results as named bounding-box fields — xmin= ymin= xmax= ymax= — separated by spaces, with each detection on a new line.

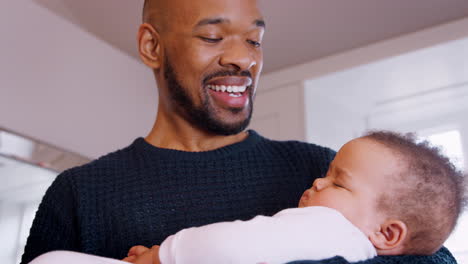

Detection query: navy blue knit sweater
xmin=21 ymin=131 xmax=456 ymax=264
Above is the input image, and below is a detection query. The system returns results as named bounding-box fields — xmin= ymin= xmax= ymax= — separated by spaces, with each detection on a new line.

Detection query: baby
xmin=122 ymin=130 xmax=466 ymax=264
xmin=29 ymin=131 xmax=467 ymax=264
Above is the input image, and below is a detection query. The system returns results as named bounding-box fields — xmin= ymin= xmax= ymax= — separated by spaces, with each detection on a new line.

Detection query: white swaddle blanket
xmin=159 ymin=206 xmax=377 ymax=264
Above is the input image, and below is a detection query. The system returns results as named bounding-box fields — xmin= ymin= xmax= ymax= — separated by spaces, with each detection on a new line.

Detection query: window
xmin=421 ymin=129 xmax=467 ymax=264
xmin=424 ymin=130 xmax=465 ymax=170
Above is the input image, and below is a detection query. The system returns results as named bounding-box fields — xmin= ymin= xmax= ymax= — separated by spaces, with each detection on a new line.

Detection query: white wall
xmin=304 ymin=89 xmax=366 ymax=150
xmin=0 ymin=0 xmax=157 ymax=159
xmin=303 ymin=34 xmax=468 ymax=149
xmin=0 ymin=156 xmax=58 ymax=264
xmin=254 ymin=17 xmax=468 ymax=149
xmin=0 ymin=202 xmax=22 ymax=264
xmin=250 ymin=82 xmax=306 ymax=141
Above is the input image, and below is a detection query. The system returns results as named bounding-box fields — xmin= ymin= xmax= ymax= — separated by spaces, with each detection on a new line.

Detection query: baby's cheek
xmin=304 ymin=193 xmax=334 ymax=208
xmin=315 ymin=194 xmax=348 ymax=212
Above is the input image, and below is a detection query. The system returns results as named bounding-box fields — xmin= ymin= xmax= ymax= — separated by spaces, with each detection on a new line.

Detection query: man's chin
xmin=204 ymin=116 xmax=251 ymax=136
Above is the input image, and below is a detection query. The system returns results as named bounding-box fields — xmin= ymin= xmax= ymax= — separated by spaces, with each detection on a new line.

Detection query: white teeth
xmin=229 ymin=93 xmax=241 ymax=97
xmin=207 ymin=85 xmax=247 ymax=94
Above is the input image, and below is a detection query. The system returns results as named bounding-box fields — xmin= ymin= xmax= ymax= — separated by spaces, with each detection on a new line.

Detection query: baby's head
xmin=298 ymin=131 xmax=466 ymax=255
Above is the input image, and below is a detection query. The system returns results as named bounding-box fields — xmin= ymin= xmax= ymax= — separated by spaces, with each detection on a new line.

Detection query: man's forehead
xmin=194 ymin=17 xmax=265 ymax=30
xmin=144 ymin=0 xmax=263 ymax=28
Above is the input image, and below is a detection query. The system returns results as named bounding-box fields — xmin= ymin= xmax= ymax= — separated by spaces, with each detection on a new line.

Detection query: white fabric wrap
xmin=159 ymin=206 xmax=377 ymax=264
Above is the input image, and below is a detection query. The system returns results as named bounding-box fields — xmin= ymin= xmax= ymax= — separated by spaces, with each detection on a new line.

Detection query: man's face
xmin=298 ymin=138 xmax=401 ymax=235
xmin=158 ymin=0 xmax=264 ymax=135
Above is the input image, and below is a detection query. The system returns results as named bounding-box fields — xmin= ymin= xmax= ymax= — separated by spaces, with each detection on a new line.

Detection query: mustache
xmin=202 ymin=70 xmax=252 ymax=85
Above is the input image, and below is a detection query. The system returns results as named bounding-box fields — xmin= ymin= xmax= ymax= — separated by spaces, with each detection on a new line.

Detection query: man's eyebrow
xmin=195 ymin=17 xmax=229 ymax=28
xmin=194 ymin=17 xmax=266 ymax=29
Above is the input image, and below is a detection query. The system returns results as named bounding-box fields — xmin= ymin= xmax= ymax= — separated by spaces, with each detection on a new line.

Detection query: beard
xmin=163 ymin=56 xmax=253 ymax=136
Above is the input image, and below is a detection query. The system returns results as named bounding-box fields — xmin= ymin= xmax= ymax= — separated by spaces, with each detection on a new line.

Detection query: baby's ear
xmin=368 ymin=219 xmax=408 ymax=255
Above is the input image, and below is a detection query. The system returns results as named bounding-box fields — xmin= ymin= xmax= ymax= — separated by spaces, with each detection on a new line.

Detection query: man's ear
xmin=369 ymin=219 xmax=408 ymax=255
xmin=137 ymin=23 xmax=162 ymax=69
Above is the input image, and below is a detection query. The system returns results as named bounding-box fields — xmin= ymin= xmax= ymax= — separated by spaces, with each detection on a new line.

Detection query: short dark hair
xmin=364 ymin=130 xmax=467 ymax=255
xmin=142 ymin=0 xmax=150 ymax=22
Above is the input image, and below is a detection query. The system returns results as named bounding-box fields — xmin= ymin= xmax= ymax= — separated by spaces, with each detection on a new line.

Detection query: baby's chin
xmin=297 ymin=199 xmax=311 ymax=208
xmin=297 ymin=199 xmax=304 ymax=208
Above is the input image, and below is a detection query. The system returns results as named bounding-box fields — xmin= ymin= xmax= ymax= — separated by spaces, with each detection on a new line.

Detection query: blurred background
xmin=1 ymin=0 xmax=467 ymax=263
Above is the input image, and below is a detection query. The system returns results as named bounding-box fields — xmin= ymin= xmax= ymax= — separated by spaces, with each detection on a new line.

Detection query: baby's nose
xmin=312 ymin=178 xmax=328 ymax=191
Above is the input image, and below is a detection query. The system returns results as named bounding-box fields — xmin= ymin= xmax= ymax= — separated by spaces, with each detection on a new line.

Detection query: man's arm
xmin=20 ymin=172 xmax=80 ymax=264
xmin=286 ymin=247 xmax=457 ymax=264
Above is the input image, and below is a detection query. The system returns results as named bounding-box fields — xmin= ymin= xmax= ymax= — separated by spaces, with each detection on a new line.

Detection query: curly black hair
xmin=363 ymin=130 xmax=467 ymax=255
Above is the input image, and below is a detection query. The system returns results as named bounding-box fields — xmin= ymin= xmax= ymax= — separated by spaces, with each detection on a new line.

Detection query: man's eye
xmin=200 ymin=37 xmax=222 ymax=43
xmin=247 ymin=39 xmax=261 ymax=47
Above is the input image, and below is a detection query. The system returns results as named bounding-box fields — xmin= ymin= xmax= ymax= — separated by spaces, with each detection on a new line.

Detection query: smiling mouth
xmin=206 ymin=85 xmax=248 ymax=97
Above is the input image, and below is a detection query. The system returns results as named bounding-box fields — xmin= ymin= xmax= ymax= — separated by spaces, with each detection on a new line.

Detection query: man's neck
xmin=145 ymin=114 xmax=248 ymax=152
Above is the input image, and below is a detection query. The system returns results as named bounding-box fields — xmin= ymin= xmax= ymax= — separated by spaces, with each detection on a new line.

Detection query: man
xmin=21 ymin=0 xmax=456 ymax=264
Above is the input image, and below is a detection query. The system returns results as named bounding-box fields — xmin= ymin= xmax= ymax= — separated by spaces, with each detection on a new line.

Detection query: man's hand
xmin=122 ymin=245 xmax=161 ymax=264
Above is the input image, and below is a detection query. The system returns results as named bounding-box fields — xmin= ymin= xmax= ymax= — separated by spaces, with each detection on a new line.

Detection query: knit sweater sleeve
xmin=285 ymin=247 xmax=457 ymax=264
xmin=20 ymin=172 xmax=80 ymax=264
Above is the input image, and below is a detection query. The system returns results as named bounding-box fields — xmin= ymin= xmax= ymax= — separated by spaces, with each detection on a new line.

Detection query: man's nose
xmin=219 ymin=38 xmax=257 ymax=71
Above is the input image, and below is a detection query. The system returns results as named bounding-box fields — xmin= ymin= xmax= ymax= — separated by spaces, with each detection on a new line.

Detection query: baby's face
xmin=299 ymin=138 xmax=401 ymax=236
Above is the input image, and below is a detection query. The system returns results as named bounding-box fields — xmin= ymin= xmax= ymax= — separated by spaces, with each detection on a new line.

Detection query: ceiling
xmin=31 ymin=0 xmax=468 ymax=73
